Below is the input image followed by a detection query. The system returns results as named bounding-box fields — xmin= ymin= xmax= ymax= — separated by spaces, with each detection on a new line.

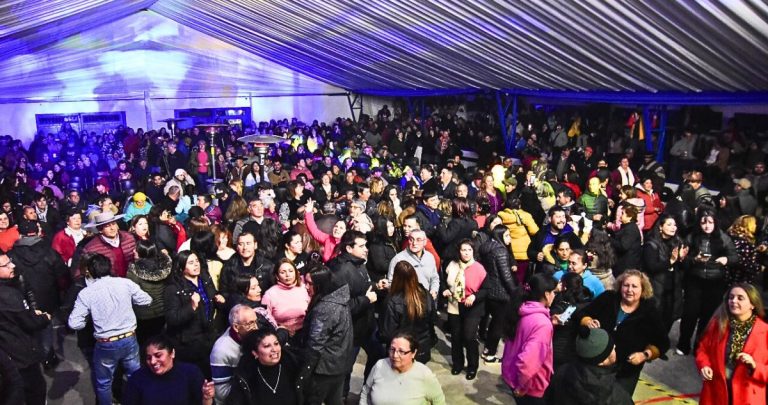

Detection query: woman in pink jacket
xmin=262 ymin=259 xmax=311 ymax=345
xmin=303 ymin=199 xmax=346 ymax=263
xmin=501 ymin=273 xmax=558 ymax=405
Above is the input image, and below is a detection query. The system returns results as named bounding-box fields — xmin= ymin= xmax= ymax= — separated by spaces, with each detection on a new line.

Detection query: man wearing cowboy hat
xmin=80 ymin=211 xmax=136 ymax=278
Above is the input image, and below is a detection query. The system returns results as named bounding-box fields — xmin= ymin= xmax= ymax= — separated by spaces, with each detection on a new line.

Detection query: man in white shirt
xmin=68 ymin=254 xmax=151 ymax=405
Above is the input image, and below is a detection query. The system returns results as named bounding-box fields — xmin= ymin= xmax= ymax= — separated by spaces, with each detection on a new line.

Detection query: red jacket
xmin=82 ymin=230 xmax=137 ymax=278
xmin=637 ymin=189 xmax=664 ymax=231
xmin=695 ymin=317 xmax=768 ymax=405
xmin=51 ymin=230 xmax=76 ymax=265
xmin=0 ymin=227 xmax=19 ymax=253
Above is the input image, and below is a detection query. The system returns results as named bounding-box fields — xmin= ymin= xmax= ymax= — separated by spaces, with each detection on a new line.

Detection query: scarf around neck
xmin=727 ymin=314 xmax=756 ymax=366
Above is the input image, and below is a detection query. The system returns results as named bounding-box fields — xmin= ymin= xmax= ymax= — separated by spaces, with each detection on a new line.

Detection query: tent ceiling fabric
xmin=0 ymin=11 xmax=345 ymax=101
xmin=1 ymin=0 xmax=768 ymax=97
xmin=0 ymin=0 xmax=156 ymax=57
xmin=150 ymin=0 xmax=768 ymax=93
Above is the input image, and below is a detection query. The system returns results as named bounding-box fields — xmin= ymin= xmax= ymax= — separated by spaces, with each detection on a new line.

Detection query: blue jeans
xmin=92 ymin=336 xmax=140 ymax=405
xmin=197 ymin=173 xmax=209 ymax=193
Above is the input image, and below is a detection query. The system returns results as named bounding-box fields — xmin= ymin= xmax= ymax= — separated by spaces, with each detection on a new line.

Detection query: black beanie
xmin=575 ymin=326 xmax=614 ymax=365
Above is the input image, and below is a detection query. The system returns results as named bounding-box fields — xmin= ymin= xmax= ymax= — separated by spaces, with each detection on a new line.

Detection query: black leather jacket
xmin=479 ymin=239 xmax=517 ymax=301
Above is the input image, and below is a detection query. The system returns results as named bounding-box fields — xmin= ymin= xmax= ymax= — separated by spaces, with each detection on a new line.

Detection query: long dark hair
xmin=171 ymin=250 xmax=198 ymax=284
xmin=306 ymin=264 xmax=336 ymax=311
xmin=389 ymin=261 xmax=427 ymax=321
xmin=489 ymin=224 xmax=508 ymax=245
xmin=504 ymin=273 xmax=558 ymax=339
xmin=585 ymin=228 xmax=616 ymax=271
xmin=559 ymin=272 xmax=593 ymax=304
xmin=136 ymin=239 xmax=158 ymax=260
xmin=191 ymin=231 xmax=217 ymax=259
xmin=235 ymin=274 xmax=256 ymax=296
xmin=689 ymin=208 xmax=725 ymax=256
xmin=647 ymin=213 xmax=681 ymax=257
xmin=451 ymin=197 xmax=470 ymax=219
xmin=371 ymin=216 xmax=399 ymax=247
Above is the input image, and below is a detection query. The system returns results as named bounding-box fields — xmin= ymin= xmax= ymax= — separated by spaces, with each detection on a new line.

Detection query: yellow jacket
xmin=498 ymin=208 xmax=539 ymax=260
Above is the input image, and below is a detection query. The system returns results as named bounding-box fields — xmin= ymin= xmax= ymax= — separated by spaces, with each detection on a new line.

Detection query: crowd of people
xmin=0 ymin=99 xmax=767 ymax=405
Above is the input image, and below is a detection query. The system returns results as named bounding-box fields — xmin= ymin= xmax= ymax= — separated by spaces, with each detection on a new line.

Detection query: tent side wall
xmin=0 ymin=94 xmax=352 ymax=145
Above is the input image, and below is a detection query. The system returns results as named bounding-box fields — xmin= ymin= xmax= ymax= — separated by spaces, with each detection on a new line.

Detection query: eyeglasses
xmin=388 ymin=347 xmax=412 ymax=356
xmin=0 ymin=258 xmax=12 ymax=267
xmin=237 ymin=320 xmax=258 ymax=328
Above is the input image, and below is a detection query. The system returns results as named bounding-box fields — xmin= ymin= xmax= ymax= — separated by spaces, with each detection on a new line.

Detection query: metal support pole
xmin=210 ymin=130 xmax=217 ymax=183
xmin=643 ymin=105 xmax=653 ymax=152
xmin=656 ymin=106 xmax=669 ymax=163
xmin=496 ymin=91 xmax=517 ymax=156
xmin=346 ymin=93 xmax=356 ymax=122
xmin=346 ymin=93 xmax=363 ymax=123
xmin=509 ymin=95 xmax=518 ymax=156
xmin=496 ymin=91 xmax=508 ymax=154
xmin=406 ymin=97 xmax=415 ymax=118
xmin=143 ymin=91 xmax=152 ymax=131
xmin=420 ymin=98 xmax=426 ymax=134
xmin=249 ymin=92 xmax=254 ymax=131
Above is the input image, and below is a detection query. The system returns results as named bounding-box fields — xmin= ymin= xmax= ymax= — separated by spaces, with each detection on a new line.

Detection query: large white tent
xmin=1 ymin=0 xmax=767 ymax=139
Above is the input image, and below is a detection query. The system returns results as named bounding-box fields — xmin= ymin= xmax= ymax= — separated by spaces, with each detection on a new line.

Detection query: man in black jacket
xmin=9 ymin=219 xmax=68 ymax=369
xmin=59 ymin=189 xmax=88 ymax=216
xmin=527 ymin=206 xmax=584 ymax=270
xmin=33 ymin=192 xmax=62 ymax=232
xmin=328 ymin=230 xmax=382 ymax=398
xmin=0 ymin=251 xmax=51 ymax=405
xmin=220 ymin=232 xmax=275 ymax=300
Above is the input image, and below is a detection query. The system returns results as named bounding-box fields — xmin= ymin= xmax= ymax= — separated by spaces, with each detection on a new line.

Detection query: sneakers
xmin=674 ymin=348 xmax=687 ymax=356
xmin=482 ymin=354 xmax=501 ymax=363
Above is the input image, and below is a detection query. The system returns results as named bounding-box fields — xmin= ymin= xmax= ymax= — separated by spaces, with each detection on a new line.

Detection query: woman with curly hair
xmin=726 ymin=215 xmax=761 ymax=285
xmin=478 ymin=173 xmax=504 ymax=214
xmin=578 ymin=270 xmax=669 ymax=396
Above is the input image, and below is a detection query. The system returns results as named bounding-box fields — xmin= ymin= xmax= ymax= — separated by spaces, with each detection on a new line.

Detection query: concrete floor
xmin=44 ymin=320 xmax=702 ymax=404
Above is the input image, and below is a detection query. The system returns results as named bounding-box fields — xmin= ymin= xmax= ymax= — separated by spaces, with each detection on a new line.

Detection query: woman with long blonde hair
xmin=726 ymin=215 xmax=760 ymax=285
xmin=369 ymin=177 xmax=386 ymax=201
xmin=696 ymin=283 xmax=768 ymax=404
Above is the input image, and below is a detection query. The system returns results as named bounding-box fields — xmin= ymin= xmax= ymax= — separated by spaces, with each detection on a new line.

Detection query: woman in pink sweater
xmin=501 ymin=273 xmax=558 ymax=404
xmin=304 ymin=199 xmax=346 ymax=262
xmin=262 ymin=259 xmax=311 ymax=343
